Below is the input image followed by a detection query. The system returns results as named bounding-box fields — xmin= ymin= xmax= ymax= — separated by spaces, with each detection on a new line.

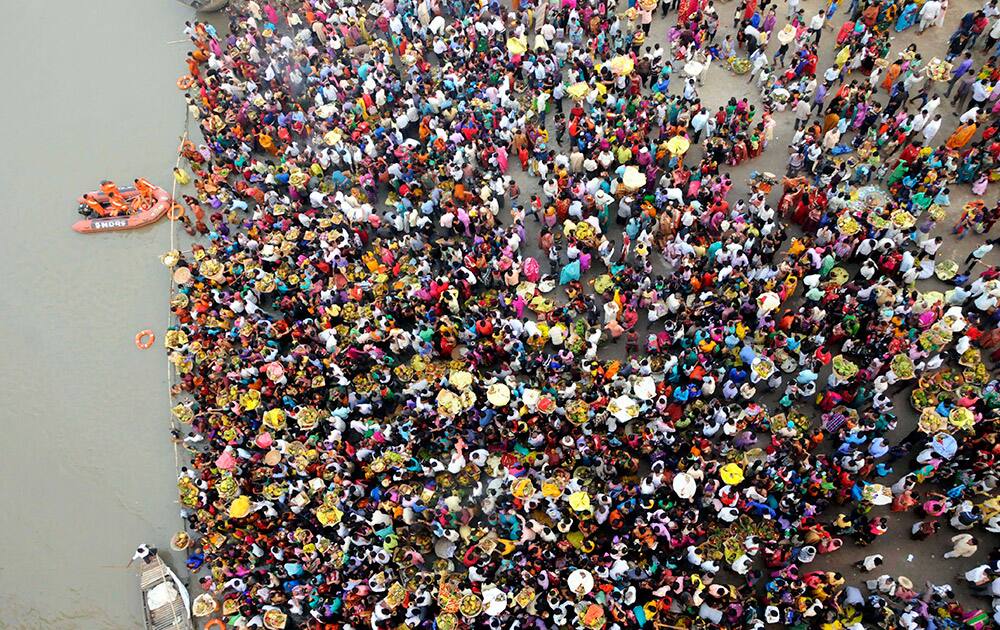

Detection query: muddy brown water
xmin=0 ymin=1 xmax=197 ymax=627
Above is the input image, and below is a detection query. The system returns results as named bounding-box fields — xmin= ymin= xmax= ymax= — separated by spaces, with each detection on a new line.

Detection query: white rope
xmin=164 ymin=108 xmax=192 ymax=541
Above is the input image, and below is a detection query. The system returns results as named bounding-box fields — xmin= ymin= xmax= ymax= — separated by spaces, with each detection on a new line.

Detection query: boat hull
xmin=176 ymin=0 xmax=229 ymax=11
xmin=138 ymin=551 xmax=193 ymax=630
xmin=73 ymin=186 xmax=172 ymax=234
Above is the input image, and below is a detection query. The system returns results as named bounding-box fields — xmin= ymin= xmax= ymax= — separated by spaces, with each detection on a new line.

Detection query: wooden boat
xmin=135 ymin=546 xmax=193 ymax=630
xmin=73 ymin=182 xmax=173 ymax=234
xmin=175 ymin=0 xmax=229 ymax=10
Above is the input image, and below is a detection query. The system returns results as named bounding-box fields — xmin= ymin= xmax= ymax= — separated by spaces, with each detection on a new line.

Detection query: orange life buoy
xmin=203 ymin=621 xmax=225 ymax=630
xmin=177 ymin=75 xmax=195 ymax=90
xmin=168 ymin=203 xmax=186 ymax=220
xmin=135 ymin=330 xmax=155 ymax=350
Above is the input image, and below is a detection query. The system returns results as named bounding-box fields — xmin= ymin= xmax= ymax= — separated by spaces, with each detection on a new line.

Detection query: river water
xmin=0 ymin=1 xmax=200 ymax=627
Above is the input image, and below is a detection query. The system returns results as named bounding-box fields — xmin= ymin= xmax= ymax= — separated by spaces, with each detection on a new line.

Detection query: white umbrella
xmin=608 ymin=395 xmax=639 ymax=421
xmin=673 ymin=472 xmax=696 ymax=499
xmin=622 ymin=166 xmax=647 ymax=191
xmin=632 ymin=376 xmax=656 ymax=400
xmin=482 ymin=587 xmax=508 ymax=616
xmin=568 ymin=569 xmax=595 ymax=596
xmin=931 ymin=433 xmax=958 ymax=459
xmin=486 ymin=383 xmax=511 ymax=406
xmin=756 ymin=291 xmax=780 ymax=315
xmin=683 ymin=59 xmax=705 ymax=77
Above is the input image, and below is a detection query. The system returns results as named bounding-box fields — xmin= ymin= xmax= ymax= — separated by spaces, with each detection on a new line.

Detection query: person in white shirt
xmin=925 ymin=94 xmax=942 ymax=117
xmin=975 ymin=292 xmax=999 ymax=311
xmin=786 ymin=0 xmax=800 ymax=19
xmin=919 ymin=0 xmax=943 ymax=31
xmin=793 ymin=97 xmax=811 ymax=131
xmin=748 ymin=49 xmax=769 ymax=83
xmin=854 ymin=554 xmax=884 ymax=572
xmin=808 ymin=11 xmax=825 ymax=43
xmin=922 ymin=114 xmax=943 ymax=142
xmin=960 ymin=105 xmax=981 ymax=123
xmin=921 ymin=237 xmax=943 ymax=257
xmin=690 ymin=108 xmax=710 ymax=143
xmin=985 ymin=16 xmax=1000 ymax=51
xmin=965 ymin=242 xmax=994 ymax=274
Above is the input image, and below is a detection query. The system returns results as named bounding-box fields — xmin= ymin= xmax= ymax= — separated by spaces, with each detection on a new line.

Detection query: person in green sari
xmin=887 ymin=161 xmax=909 ymax=186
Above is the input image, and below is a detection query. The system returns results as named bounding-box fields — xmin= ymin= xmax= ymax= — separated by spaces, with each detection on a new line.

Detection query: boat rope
xmin=164 ymin=105 xmax=193 ymax=561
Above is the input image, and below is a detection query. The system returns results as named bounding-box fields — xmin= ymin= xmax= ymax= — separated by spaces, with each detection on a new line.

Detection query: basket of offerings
xmin=730 ymin=57 xmax=752 ymax=74
xmin=831 ymin=355 xmax=859 ymax=380
xmin=890 ymin=354 xmax=916 ymax=380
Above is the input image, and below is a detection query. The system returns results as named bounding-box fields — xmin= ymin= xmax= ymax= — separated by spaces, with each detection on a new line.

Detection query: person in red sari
xmin=677 ymin=0 xmax=703 ymax=24
xmin=802 ymin=189 xmax=829 ymax=232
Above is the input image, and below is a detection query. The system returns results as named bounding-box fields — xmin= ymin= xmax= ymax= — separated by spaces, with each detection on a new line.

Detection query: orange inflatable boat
xmin=73 ymin=179 xmax=173 ymax=234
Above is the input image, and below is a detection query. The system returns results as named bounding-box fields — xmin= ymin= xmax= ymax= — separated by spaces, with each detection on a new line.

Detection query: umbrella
xmin=863 ymin=484 xmax=893 ymax=506
xmin=608 ymin=55 xmax=635 ymax=75
xmin=622 ymin=165 xmax=647 ymax=191
xmin=673 ymin=472 xmax=696 ymax=499
xmin=756 ymin=291 xmax=781 ymax=315
xmin=632 ymin=376 xmax=656 ymax=400
xmin=666 ymin=136 xmax=691 ymax=155
xmin=720 ymin=463 xmax=744 ymax=485
xmin=486 ymin=383 xmax=511 ymax=406
xmin=566 ymin=81 xmax=590 ymax=100
xmin=506 ymin=37 xmax=527 ymax=55
xmin=568 ymin=491 xmax=592 ymax=512
xmin=482 ymin=587 xmax=508 ymax=616
xmin=930 ymin=432 xmax=958 ymax=459
xmin=608 ymin=395 xmax=639 ymax=421
xmin=683 ymin=59 xmax=705 ymax=77
xmin=229 ymin=495 xmax=252 ymax=519
xmin=568 ymin=569 xmax=595 ymax=596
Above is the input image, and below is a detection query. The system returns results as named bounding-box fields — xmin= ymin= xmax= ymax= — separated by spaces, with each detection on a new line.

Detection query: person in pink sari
xmin=496 ymin=145 xmax=508 ymax=174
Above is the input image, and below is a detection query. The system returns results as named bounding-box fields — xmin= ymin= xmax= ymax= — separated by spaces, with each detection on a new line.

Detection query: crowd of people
xmin=162 ymin=0 xmax=1000 ymax=627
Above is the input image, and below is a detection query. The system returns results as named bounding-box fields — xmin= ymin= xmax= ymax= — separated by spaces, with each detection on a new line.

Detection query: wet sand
xmin=0 ymin=1 xmax=195 ymax=627
xmin=0 ymin=0 xmax=996 ymax=628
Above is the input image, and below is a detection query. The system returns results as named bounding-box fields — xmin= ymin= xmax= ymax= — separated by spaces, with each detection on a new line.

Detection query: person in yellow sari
xmin=823 ymin=112 xmax=840 ymax=134
xmin=945 ymin=121 xmax=977 ymax=149
xmin=881 ymin=61 xmax=902 ymax=92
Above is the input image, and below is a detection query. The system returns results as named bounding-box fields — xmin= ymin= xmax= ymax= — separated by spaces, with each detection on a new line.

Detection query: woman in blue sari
xmin=895 ymin=1 xmax=918 ymax=31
